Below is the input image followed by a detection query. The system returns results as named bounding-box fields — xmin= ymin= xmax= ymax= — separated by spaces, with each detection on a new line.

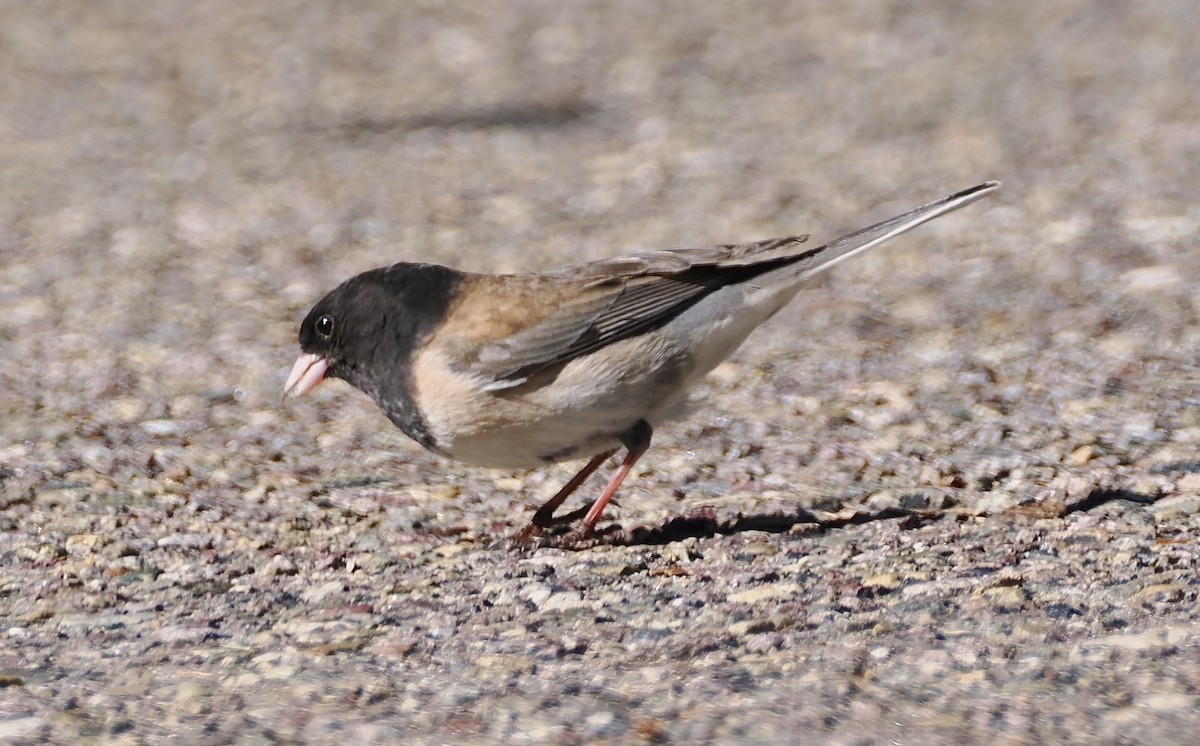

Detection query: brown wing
xmin=438 ymin=181 xmax=1000 ymax=388
xmin=438 ymin=236 xmax=814 ymax=388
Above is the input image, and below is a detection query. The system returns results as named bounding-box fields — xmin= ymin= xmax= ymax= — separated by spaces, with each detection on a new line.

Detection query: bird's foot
xmin=543 ymin=523 xmax=624 ymax=550
xmin=505 ymin=522 xmax=544 ymax=551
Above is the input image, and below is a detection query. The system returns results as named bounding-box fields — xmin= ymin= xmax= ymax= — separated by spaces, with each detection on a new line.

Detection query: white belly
xmin=411 ymin=333 xmax=695 ymax=468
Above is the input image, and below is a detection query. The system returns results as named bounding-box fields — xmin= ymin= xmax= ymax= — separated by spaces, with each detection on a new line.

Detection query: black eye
xmin=316 ymin=314 xmax=334 ymax=339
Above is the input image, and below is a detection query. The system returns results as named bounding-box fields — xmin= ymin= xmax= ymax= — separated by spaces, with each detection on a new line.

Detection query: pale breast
xmin=410 ymin=334 xmax=692 ymax=469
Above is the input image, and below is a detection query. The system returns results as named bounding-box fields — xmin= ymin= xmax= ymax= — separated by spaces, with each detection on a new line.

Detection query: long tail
xmin=781 ymin=181 xmax=1000 ymax=281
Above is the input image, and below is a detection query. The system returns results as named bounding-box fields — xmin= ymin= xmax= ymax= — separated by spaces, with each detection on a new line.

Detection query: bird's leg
xmin=577 ymin=420 xmax=653 ymax=538
xmin=508 ymin=450 xmax=615 ymax=546
xmin=532 ymin=450 xmax=616 ymax=527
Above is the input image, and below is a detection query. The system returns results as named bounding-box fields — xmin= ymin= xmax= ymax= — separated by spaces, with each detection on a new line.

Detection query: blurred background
xmin=2 ymin=1 xmax=1199 ymax=741
xmin=4 ymin=0 xmax=1198 ymax=513
xmin=2 ymin=1 xmax=1195 ymax=425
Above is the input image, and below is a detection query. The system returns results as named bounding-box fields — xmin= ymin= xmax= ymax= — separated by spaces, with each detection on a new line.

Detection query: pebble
xmin=301 ymin=580 xmax=348 ymax=605
xmin=1139 ymin=692 xmax=1198 ymax=712
xmin=729 ymin=583 xmax=803 ymax=604
xmin=65 ymin=534 xmax=102 ymax=554
xmin=729 ymin=619 xmax=776 ymax=636
xmin=156 ymin=625 xmax=213 ymax=644
xmin=157 ymin=533 xmax=216 ymax=550
xmin=983 ymin=585 xmax=1029 ymax=609
xmin=862 ymin=573 xmax=902 ymax=591
xmin=1150 ymin=494 xmax=1200 ymax=519
xmin=1085 ymin=626 xmax=1192 ymax=652
xmin=1120 ymin=265 xmax=1181 ymax=294
xmin=1069 ymin=445 xmax=1097 ymax=466
xmin=1132 ymin=583 xmax=1184 ymax=603
xmin=259 ymin=555 xmax=299 ymax=576
xmin=539 ymin=591 xmax=597 ymax=613
xmin=518 ymin=583 xmax=554 ymax=607
xmin=0 ymin=718 xmax=49 ymax=740
xmin=140 ymin=419 xmax=183 ymax=436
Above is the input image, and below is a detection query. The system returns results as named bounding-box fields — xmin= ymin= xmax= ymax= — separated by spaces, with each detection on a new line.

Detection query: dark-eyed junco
xmin=287 ymin=182 xmax=999 ymax=543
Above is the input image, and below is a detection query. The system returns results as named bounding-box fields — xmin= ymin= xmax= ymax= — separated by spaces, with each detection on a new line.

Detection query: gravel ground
xmin=3 ymin=2 xmax=1200 ymax=743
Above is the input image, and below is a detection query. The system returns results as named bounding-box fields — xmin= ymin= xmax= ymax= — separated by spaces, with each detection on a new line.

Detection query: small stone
xmin=65 ymin=534 xmax=102 ymax=555
xmin=729 ymin=619 xmax=776 ymax=636
xmin=302 ymin=580 xmax=348 ymax=605
xmin=1138 ymin=692 xmax=1197 ymax=712
xmin=539 ymin=592 xmax=596 ymax=613
xmin=1150 ymin=494 xmax=1200 ymax=520
xmin=169 ymin=394 xmax=206 ymax=417
xmin=260 ymin=555 xmax=299 ymax=576
xmin=0 ymin=717 xmax=49 ymax=740
xmin=862 ymin=573 xmax=902 ymax=592
xmin=737 ymin=540 xmax=779 ymax=557
xmin=745 ymin=632 xmax=786 ymax=653
xmin=591 ymin=562 xmax=645 ymax=577
xmin=982 ymin=585 xmax=1029 ymax=607
xmin=864 ymin=491 xmax=901 ymax=511
xmin=1120 ymin=265 xmax=1181 ymax=294
xmin=899 ymin=490 xmax=952 ymax=510
xmin=1128 ymin=475 xmax=1163 ymax=499
xmin=1133 ymin=583 xmax=1184 ymax=603
xmin=156 ymin=625 xmax=212 ymax=644
xmin=1044 ymin=603 xmax=1083 ymax=619
xmin=19 ymin=606 xmax=56 ymax=623
xmin=583 ymin=709 xmax=621 ymax=738
xmin=475 ymin=654 xmax=534 ymax=674
xmin=729 ymin=583 xmax=802 ymax=604
xmin=1068 ymin=445 xmax=1096 ymax=466
xmin=157 ymin=533 xmax=215 ymax=550
xmin=141 ymin=419 xmax=183 ymax=436
xmin=433 ymin=542 xmax=471 ymax=558
xmin=175 ymin=682 xmax=210 ymax=715
xmin=519 ymin=583 xmax=553 ymax=607
xmin=80 ymin=444 xmax=114 ymax=471
xmin=103 ymin=397 xmax=147 ymax=423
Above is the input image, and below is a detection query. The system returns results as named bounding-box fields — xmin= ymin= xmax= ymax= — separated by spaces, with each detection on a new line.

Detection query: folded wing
xmin=449 ymin=182 xmax=999 ymax=388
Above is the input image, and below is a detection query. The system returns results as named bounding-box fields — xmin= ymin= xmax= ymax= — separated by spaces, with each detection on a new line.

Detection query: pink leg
xmin=531 ymin=450 xmax=615 ymax=527
xmin=508 ymin=450 xmax=615 ymax=545
xmin=578 ymin=421 xmax=652 ymax=537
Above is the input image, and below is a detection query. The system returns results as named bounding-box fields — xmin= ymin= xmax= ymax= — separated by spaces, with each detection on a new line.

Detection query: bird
xmin=286 ymin=181 xmax=999 ymax=544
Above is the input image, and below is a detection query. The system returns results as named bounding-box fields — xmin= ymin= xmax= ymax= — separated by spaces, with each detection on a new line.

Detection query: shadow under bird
xmin=286 ymin=181 xmax=999 ymax=544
